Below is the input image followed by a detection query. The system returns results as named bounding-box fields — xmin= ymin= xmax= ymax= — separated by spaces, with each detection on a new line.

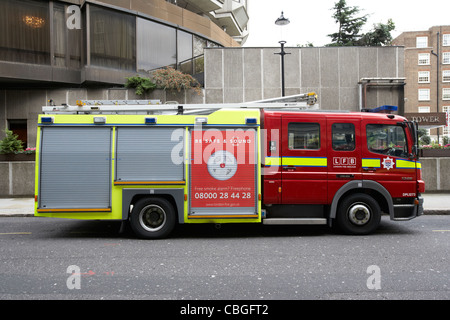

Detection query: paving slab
xmin=1 ymin=193 xmax=448 ymax=217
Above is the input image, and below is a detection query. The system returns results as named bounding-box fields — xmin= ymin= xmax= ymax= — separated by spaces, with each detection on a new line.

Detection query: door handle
xmin=336 ymin=174 xmax=354 ymax=178
xmin=282 ymin=166 xmax=296 ymax=171
xmin=363 ymin=167 xmax=377 ymax=172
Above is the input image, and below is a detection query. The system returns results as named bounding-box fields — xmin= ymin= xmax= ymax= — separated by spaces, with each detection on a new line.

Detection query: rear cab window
xmin=288 ymin=123 xmax=320 ymax=150
xmin=332 ymin=123 xmax=355 ymax=151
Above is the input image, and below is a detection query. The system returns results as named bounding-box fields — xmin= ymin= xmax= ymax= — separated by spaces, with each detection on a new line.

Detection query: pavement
xmin=0 ymin=193 xmax=449 ymax=217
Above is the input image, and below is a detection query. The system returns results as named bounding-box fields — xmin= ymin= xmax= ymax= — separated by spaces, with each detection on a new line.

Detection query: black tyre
xmin=129 ymin=197 xmax=176 ymax=239
xmin=336 ymin=193 xmax=381 ymax=235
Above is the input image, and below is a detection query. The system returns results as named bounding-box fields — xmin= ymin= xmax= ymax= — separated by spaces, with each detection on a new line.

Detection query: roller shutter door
xmin=38 ymin=127 xmax=112 ymax=209
xmin=115 ymin=127 xmax=184 ymax=182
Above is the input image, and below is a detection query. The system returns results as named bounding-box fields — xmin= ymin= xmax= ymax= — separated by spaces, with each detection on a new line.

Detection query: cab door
xmin=327 ymin=118 xmax=362 ymax=200
xmin=361 ymin=120 xmax=417 ymax=198
xmin=281 ymin=114 xmax=327 ymax=204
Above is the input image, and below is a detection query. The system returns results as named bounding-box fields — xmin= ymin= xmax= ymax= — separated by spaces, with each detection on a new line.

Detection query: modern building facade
xmin=0 ymin=0 xmax=248 ymax=146
xmin=204 ymin=46 xmax=405 ymax=112
xmin=393 ymin=26 xmax=450 ymax=141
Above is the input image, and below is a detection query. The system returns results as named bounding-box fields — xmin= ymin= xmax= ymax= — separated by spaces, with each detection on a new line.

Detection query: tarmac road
xmin=0 ymin=215 xmax=448 ymax=301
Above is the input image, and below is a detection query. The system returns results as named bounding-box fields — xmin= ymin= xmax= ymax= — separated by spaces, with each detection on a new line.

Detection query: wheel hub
xmin=348 ymin=204 xmax=371 ymax=225
xmin=139 ymin=205 xmax=166 ymax=232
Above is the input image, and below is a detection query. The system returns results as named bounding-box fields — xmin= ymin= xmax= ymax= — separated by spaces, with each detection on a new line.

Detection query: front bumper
xmin=392 ymin=195 xmax=424 ymax=221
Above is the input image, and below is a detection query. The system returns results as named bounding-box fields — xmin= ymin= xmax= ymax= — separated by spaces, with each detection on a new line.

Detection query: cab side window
xmin=366 ymin=124 xmax=408 ymax=158
xmin=332 ymin=123 xmax=355 ymax=151
xmin=288 ymin=123 xmax=320 ymax=150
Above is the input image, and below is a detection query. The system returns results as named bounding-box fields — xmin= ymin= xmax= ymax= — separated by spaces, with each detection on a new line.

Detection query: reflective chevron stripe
xmin=283 ymin=157 xmax=327 ymax=167
xmin=265 ymin=157 xmax=327 ymax=167
xmin=396 ymin=159 xmax=421 ymax=169
xmin=362 ymin=158 xmax=381 ymax=168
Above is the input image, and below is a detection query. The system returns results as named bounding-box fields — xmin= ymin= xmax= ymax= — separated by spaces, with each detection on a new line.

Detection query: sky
xmin=243 ymin=0 xmax=450 ymax=47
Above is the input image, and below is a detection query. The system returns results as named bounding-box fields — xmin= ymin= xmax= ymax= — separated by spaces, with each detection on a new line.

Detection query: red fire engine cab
xmin=262 ymin=110 xmax=424 ymax=235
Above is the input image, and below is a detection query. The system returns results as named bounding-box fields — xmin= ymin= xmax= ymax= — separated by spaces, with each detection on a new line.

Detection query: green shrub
xmin=125 ymin=76 xmax=157 ymax=96
xmin=420 ymin=135 xmax=431 ymax=145
xmin=152 ymin=67 xmax=202 ymax=96
xmin=0 ymin=129 xmax=24 ymax=154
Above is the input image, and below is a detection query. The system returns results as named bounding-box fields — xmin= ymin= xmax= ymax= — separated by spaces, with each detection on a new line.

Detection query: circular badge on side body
xmin=207 ymin=150 xmax=238 ymax=181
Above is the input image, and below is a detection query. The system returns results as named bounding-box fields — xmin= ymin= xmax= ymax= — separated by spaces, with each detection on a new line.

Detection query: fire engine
xmin=35 ymin=93 xmax=424 ymax=238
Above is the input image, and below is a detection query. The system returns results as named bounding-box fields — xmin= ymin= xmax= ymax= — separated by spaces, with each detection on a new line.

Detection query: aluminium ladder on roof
xmin=42 ymin=92 xmax=319 ymax=115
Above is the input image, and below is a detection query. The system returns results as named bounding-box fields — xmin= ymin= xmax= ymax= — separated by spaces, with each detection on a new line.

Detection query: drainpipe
xmin=359 ymin=82 xmax=363 ymax=110
xmin=432 ymin=31 xmax=440 ymax=143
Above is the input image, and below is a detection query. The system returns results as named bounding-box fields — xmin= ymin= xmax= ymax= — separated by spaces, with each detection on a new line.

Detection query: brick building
xmin=393 ymin=26 xmax=450 ymax=142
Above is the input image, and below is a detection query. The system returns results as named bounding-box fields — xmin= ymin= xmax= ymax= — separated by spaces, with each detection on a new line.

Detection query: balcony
xmin=213 ymin=2 xmax=248 ymax=38
xmin=174 ymin=0 xmax=223 ymax=13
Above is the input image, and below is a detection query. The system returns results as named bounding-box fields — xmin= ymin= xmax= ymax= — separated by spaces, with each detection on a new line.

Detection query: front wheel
xmin=129 ymin=198 xmax=176 ymax=239
xmin=336 ymin=193 xmax=381 ymax=235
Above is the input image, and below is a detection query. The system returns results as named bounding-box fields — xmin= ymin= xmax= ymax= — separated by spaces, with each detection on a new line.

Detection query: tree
xmin=296 ymin=42 xmax=315 ymax=47
xmin=327 ymin=0 xmax=368 ymax=46
xmin=358 ymin=19 xmax=396 ymax=46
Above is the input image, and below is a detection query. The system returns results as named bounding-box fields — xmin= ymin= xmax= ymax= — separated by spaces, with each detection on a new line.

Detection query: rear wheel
xmin=130 ymin=198 xmax=176 ymax=239
xmin=336 ymin=193 xmax=381 ymax=235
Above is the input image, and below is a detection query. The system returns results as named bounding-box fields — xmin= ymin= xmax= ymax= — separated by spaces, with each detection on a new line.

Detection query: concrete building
xmin=393 ymin=26 xmax=450 ymax=142
xmin=204 ymin=46 xmax=405 ymax=111
xmin=0 ymin=0 xmax=248 ymax=147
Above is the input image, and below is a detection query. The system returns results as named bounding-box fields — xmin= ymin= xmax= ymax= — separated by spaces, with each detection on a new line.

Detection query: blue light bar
xmin=245 ymin=118 xmax=257 ymax=125
xmin=369 ymin=105 xmax=398 ymax=113
xmin=145 ymin=117 xmax=157 ymax=124
xmin=41 ymin=117 xmax=54 ymax=124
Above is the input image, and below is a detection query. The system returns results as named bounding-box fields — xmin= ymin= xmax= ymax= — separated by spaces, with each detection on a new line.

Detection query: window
xmin=0 ymin=0 xmax=50 ymax=65
xmin=416 ymin=36 xmax=428 ymax=48
xmin=418 ymin=106 xmax=430 ymax=113
xmin=332 ymin=123 xmax=355 ymax=151
xmin=90 ymin=5 xmax=136 ymax=70
xmin=53 ymin=3 xmax=82 ymax=68
xmin=418 ymin=53 xmax=430 ymax=65
xmin=137 ymin=18 xmax=176 ymax=72
xmin=288 ymin=123 xmax=320 ymax=150
xmin=418 ymin=71 xmax=430 ymax=83
xmin=443 ymin=88 xmax=450 ymax=100
xmin=367 ymin=124 xmax=408 ymax=158
xmin=418 ymin=89 xmax=430 ymax=101
xmin=443 ymin=52 xmax=450 ymax=64
xmin=8 ymin=119 xmax=27 ymax=147
xmin=193 ymin=35 xmax=207 ymax=74
xmin=177 ymin=30 xmax=193 ymax=74
xmin=443 ymin=34 xmax=450 ymax=46
xmin=443 ymin=106 xmax=450 ymax=136
xmin=194 ymin=36 xmax=207 ymax=57
xmin=443 ymin=70 xmax=450 ymax=82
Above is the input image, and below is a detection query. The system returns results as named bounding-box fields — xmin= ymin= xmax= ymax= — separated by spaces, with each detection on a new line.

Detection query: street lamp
xmin=275 ymin=12 xmax=290 ymax=97
xmin=275 ymin=11 xmax=290 ymax=26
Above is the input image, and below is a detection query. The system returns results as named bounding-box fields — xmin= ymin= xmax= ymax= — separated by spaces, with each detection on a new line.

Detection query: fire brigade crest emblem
xmin=382 ymin=157 xmax=395 ymax=170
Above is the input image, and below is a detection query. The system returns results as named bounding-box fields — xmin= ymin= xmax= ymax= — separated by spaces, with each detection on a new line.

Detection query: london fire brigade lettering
xmin=333 ymin=157 xmax=357 ymax=168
